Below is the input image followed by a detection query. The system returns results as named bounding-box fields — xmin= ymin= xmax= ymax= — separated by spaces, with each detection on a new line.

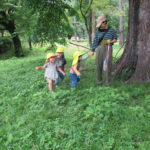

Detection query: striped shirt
xmin=91 ymin=27 xmax=117 ymax=52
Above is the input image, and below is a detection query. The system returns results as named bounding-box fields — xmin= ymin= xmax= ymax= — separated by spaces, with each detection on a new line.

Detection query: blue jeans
xmin=55 ymin=72 xmax=65 ymax=85
xmin=70 ymin=73 xmax=80 ymax=88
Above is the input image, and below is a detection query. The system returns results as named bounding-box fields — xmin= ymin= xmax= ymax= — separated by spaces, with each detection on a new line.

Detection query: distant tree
xmin=0 ymin=1 xmax=24 ymax=57
xmin=0 ymin=0 xmax=75 ymax=56
xmin=26 ymin=0 xmax=74 ymax=46
xmin=115 ymin=0 xmax=150 ymax=82
xmin=76 ymin=0 xmax=119 ymax=47
xmin=14 ymin=5 xmax=38 ymax=50
xmin=79 ymin=0 xmax=93 ymax=47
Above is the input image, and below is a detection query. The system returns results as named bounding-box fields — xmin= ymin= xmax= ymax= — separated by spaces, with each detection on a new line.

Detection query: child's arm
xmin=36 ymin=63 xmax=48 ymax=70
xmin=64 ymin=65 xmax=67 ymax=72
xmin=35 ymin=66 xmax=45 ymax=70
xmin=73 ymin=65 xmax=81 ymax=76
xmin=63 ymin=58 xmax=67 ymax=72
xmin=81 ymin=55 xmax=90 ymax=61
xmin=57 ymin=67 xmax=66 ymax=76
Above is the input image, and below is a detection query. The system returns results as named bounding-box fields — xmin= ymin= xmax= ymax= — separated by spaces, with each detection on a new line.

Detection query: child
xmin=35 ymin=53 xmax=66 ymax=92
xmin=70 ymin=51 xmax=89 ymax=88
xmin=55 ymin=48 xmax=67 ymax=86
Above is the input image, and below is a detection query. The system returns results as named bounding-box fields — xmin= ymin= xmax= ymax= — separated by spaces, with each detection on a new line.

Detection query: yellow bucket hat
xmin=46 ymin=53 xmax=56 ymax=59
xmin=56 ymin=47 xmax=64 ymax=53
xmin=72 ymin=51 xmax=83 ymax=66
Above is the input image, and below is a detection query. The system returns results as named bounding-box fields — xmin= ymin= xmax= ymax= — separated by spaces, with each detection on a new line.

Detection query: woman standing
xmin=89 ymin=16 xmax=117 ymax=86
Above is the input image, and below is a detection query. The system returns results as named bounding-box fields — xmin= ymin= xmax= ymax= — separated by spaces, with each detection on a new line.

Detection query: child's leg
xmin=55 ymin=72 xmax=64 ymax=86
xmin=46 ymin=78 xmax=53 ymax=91
xmin=55 ymin=77 xmax=60 ymax=86
xmin=70 ymin=73 xmax=78 ymax=88
xmin=77 ymin=76 xmax=80 ymax=82
xmin=59 ymin=72 xmax=65 ymax=80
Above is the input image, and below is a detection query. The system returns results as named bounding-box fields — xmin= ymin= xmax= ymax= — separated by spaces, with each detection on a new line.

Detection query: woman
xmin=89 ymin=16 xmax=117 ymax=86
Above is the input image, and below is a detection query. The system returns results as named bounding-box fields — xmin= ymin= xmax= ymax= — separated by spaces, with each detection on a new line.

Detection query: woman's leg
xmin=55 ymin=72 xmax=64 ymax=86
xmin=104 ymin=45 xmax=112 ymax=86
xmin=107 ymin=46 xmax=113 ymax=85
xmin=96 ymin=45 xmax=105 ymax=85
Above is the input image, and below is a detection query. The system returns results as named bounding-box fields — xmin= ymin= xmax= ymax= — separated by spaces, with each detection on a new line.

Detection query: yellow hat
xmin=72 ymin=51 xmax=83 ymax=66
xmin=46 ymin=53 xmax=56 ymax=59
xmin=56 ymin=47 xmax=64 ymax=53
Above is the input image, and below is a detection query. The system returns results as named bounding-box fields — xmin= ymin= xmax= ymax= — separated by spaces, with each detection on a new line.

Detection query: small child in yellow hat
xmin=35 ymin=53 xmax=66 ymax=92
xmin=70 ymin=51 xmax=89 ymax=88
xmin=55 ymin=47 xmax=67 ymax=86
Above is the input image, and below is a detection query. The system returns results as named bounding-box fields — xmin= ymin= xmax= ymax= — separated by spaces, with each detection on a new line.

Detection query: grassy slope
xmin=0 ymin=44 xmax=150 ymax=150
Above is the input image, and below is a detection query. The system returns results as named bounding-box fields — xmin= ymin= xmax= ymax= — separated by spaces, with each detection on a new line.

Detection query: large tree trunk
xmin=119 ymin=0 xmax=125 ymax=48
xmin=0 ymin=31 xmax=4 ymax=37
xmin=7 ymin=21 xmax=23 ymax=57
xmin=114 ymin=0 xmax=150 ymax=82
xmin=12 ymin=34 xmax=23 ymax=57
xmin=128 ymin=0 xmax=150 ymax=82
xmin=28 ymin=36 xmax=32 ymax=50
xmin=0 ymin=11 xmax=23 ymax=57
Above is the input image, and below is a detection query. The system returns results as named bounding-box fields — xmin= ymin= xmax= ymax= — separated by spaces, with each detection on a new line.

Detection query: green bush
xmin=0 ymin=37 xmax=13 ymax=54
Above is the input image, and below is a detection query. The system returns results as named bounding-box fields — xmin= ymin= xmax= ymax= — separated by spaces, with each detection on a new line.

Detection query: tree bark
xmin=79 ymin=0 xmax=93 ymax=48
xmin=1 ymin=31 xmax=4 ymax=37
xmin=119 ymin=0 xmax=125 ymax=48
xmin=91 ymin=9 xmax=96 ymax=42
xmin=88 ymin=9 xmax=92 ymax=48
xmin=114 ymin=0 xmax=150 ymax=82
xmin=128 ymin=0 xmax=150 ymax=82
xmin=7 ymin=20 xmax=23 ymax=57
xmin=28 ymin=36 xmax=32 ymax=50
xmin=0 ymin=11 xmax=23 ymax=57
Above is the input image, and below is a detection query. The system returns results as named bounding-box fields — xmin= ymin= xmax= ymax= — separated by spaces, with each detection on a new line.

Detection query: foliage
xmin=0 ymin=36 xmax=13 ymax=53
xmin=70 ymin=0 xmax=128 ymax=41
xmin=92 ymin=0 xmax=117 ymax=15
xmin=0 ymin=46 xmax=149 ymax=149
xmin=24 ymin=0 xmax=75 ymax=44
xmin=0 ymin=0 xmax=76 ymax=55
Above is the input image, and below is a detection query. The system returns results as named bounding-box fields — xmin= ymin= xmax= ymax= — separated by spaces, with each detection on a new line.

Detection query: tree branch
xmin=69 ymin=42 xmax=90 ymax=50
xmin=85 ymin=0 xmax=93 ymax=15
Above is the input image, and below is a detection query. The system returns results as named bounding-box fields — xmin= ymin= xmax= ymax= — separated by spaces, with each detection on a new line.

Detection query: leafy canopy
xmin=24 ymin=0 xmax=75 ymax=44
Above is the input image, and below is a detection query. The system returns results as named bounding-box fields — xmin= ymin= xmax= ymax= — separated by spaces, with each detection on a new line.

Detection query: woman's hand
xmin=62 ymin=72 xmax=66 ymax=76
xmin=57 ymin=67 xmax=66 ymax=76
xmin=64 ymin=67 xmax=67 ymax=72
xmin=88 ymin=52 xmax=94 ymax=57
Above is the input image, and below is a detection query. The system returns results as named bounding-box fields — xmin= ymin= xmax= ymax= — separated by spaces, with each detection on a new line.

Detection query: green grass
xmin=0 ymin=44 xmax=149 ymax=150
